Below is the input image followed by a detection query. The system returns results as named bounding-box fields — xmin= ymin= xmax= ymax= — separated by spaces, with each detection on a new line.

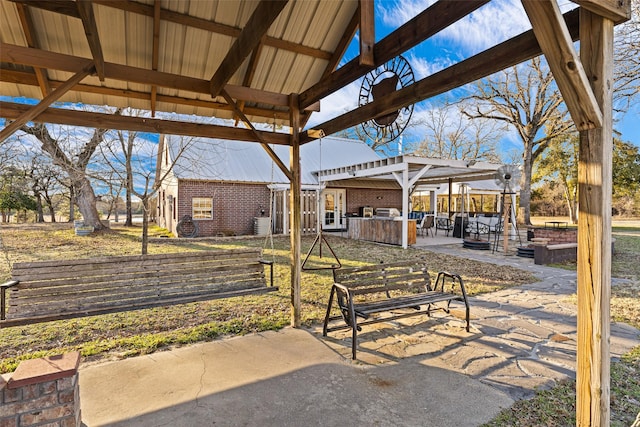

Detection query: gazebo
xmin=0 ymin=1 xmax=630 ymax=423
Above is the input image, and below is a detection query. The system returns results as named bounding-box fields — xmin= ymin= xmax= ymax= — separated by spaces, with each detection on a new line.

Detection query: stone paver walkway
xmin=319 ymin=244 xmax=640 ymax=401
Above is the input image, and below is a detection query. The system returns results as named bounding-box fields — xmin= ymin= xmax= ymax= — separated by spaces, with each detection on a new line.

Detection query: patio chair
xmin=435 ymin=216 xmax=453 ymax=236
xmin=417 ymin=214 xmax=434 ymax=237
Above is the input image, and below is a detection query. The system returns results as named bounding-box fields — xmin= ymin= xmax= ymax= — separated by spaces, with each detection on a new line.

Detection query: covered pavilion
xmin=0 ymin=0 xmax=631 ymax=423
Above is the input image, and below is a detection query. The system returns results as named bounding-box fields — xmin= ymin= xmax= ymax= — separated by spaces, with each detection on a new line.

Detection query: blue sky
xmin=2 ymin=0 xmax=637 ymax=159
xmin=307 ymin=0 xmax=639 ymax=158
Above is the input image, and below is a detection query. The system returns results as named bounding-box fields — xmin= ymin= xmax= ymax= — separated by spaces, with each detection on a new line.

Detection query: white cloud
xmin=408 ymin=53 xmax=457 ymax=79
xmin=378 ymin=0 xmax=437 ymax=28
xmin=306 ymin=81 xmax=361 ymax=129
xmin=436 ymin=0 xmax=531 ymax=54
xmin=377 ymin=0 xmax=575 ymax=56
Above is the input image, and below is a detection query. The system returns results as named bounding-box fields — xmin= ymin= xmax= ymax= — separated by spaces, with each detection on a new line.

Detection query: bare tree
xmin=534 ymin=133 xmax=579 ymax=223
xmin=462 ymin=57 xmax=572 ymax=225
xmin=413 ymin=100 xmax=503 ymax=162
xmin=98 ymin=120 xmax=204 ymax=253
xmin=19 ymin=122 xmax=111 ymax=229
xmin=614 ymin=1 xmax=640 ymax=112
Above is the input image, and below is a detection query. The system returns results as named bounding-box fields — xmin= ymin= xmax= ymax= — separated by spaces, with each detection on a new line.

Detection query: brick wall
xmin=532 ymin=228 xmax=577 ymax=244
xmin=346 ymin=189 xmax=403 ymax=215
xmin=178 ymin=181 xmax=271 ymax=237
xmin=0 ymin=352 xmax=81 ymax=427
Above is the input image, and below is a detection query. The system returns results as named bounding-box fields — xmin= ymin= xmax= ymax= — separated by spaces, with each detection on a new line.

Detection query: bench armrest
xmin=434 ymin=271 xmax=468 ymax=299
xmin=1 ymin=280 xmax=19 ymax=321
xmin=259 ymin=260 xmax=274 ymax=287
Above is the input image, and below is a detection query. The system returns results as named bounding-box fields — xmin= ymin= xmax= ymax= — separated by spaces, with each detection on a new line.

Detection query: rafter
xmin=209 ymin=0 xmax=288 ymax=97
xmin=0 ymin=68 xmax=290 ymax=121
xmin=14 ymin=2 xmax=51 ymax=97
xmin=302 ymin=7 xmax=581 ymax=143
xmin=221 ymin=89 xmax=293 ymax=181
xmin=522 ymin=0 xmax=602 ymax=130
xmin=0 ymin=43 xmax=317 ymax=110
xmin=9 ymin=0 xmax=333 ymax=61
xmin=234 ymin=41 xmax=264 ymax=125
xmin=300 ymin=8 xmax=359 ymax=130
xmin=0 ymin=65 xmax=94 ymax=142
xmin=76 ymin=0 xmax=105 ymax=81
xmin=150 ymin=0 xmax=161 ymax=116
xmin=0 ymin=101 xmax=291 ymax=146
xmin=572 ymin=0 xmax=631 ymax=23
xmin=298 ymin=0 xmax=490 ymax=110
xmin=359 ymin=0 xmax=375 ymax=66
xmin=95 ymin=0 xmax=332 ymax=60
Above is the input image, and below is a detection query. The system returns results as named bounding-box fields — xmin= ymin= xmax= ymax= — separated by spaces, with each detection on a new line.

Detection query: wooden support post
xmin=401 ymin=165 xmax=409 ymax=249
xmin=359 ymin=0 xmax=375 ymax=66
xmin=289 ymin=94 xmax=302 ymax=328
xmin=577 ymin=8 xmax=614 ymax=426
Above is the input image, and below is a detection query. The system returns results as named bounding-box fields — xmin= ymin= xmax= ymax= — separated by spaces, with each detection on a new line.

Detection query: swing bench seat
xmin=0 ymin=248 xmax=276 ymax=328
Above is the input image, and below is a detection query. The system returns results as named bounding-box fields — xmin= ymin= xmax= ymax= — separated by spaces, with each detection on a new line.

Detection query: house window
xmin=192 ymin=197 xmax=213 ymax=219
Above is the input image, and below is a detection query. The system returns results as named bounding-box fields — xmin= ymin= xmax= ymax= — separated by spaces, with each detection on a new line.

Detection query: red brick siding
xmin=533 ymin=228 xmax=577 ymax=244
xmin=346 ymin=189 xmax=403 ymax=215
xmin=178 ymin=181 xmax=270 ymax=236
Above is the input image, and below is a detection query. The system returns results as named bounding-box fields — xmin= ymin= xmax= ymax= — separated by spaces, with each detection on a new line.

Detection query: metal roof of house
xmin=165 ymin=134 xmax=380 ymax=185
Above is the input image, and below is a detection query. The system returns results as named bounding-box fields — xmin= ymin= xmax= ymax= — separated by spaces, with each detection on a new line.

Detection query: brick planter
xmin=0 ymin=352 xmax=81 ymax=427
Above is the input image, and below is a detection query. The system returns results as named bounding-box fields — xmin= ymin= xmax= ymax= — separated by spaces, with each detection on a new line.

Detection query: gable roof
xmin=165 ymin=134 xmax=380 ymax=185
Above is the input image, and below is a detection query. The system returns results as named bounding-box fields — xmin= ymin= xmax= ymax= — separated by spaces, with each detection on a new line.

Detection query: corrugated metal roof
xmin=166 ymin=135 xmax=381 ymax=185
xmin=0 ymin=0 xmax=358 ymax=125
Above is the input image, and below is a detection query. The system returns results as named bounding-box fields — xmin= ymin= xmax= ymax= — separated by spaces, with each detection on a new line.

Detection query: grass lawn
xmin=1 ymin=222 xmax=638 ymax=425
xmin=0 ymin=223 xmax=535 ymax=372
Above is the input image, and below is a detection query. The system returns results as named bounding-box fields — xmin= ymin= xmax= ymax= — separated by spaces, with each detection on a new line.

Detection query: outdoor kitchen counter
xmin=346 ymin=217 xmax=417 ymax=246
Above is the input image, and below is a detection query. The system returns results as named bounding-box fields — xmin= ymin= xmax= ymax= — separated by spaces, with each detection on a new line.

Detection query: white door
xmin=321 ymin=189 xmax=346 ymax=230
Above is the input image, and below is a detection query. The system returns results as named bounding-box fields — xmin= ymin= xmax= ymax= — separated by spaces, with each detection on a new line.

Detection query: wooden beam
xmin=9 ymin=0 xmax=79 ymax=17
xmin=359 ymin=0 xmax=375 ymax=66
xmin=522 ymin=0 xmax=602 ymax=130
xmin=234 ymin=41 xmax=264 ymax=125
xmin=76 ymin=0 xmax=106 ymax=81
xmin=14 ymin=3 xmax=52 ymax=96
xmin=302 ymin=8 xmax=580 ymax=143
xmin=90 ymin=0 xmax=332 ymax=60
xmin=0 ymin=68 xmax=290 ymax=121
xmin=0 ymin=65 xmax=94 ymax=142
xmin=220 ymin=89 xmax=293 ymax=182
xmin=577 ymin=9 xmax=614 ymax=426
xmin=298 ymin=0 xmax=490 ymax=110
xmin=572 ymin=0 xmax=631 ymax=23
xmin=0 ymin=101 xmax=291 ymax=146
xmin=150 ymin=0 xmax=161 ymax=116
xmin=300 ymin=8 xmax=359 ymax=129
xmin=209 ymin=0 xmax=289 ymax=97
xmin=289 ymin=93 xmax=302 ymax=328
xmin=0 ymin=43 xmax=308 ymax=109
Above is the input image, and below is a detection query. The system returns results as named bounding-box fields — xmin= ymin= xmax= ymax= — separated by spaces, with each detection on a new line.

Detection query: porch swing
xmin=301 ymin=136 xmax=342 ymax=272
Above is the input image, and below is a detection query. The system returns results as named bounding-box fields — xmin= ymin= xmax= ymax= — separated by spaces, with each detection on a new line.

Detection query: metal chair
xmin=417 ymin=214 xmax=434 ymax=237
xmin=435 ymin=216 xmax=453 ymax=236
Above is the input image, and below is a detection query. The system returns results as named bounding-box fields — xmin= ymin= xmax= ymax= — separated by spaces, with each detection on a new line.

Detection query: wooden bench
xmin=322 ymin=260 xmax=470 ymax=359
xmin=0 ymin=248 xmax=276 ymax=327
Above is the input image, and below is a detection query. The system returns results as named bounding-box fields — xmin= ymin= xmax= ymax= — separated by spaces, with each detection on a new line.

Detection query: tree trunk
xmin=68 ymin=186 xmax=75 ymax=222
xmin=141 ymin=197 xmax=149 ymax=254
xmin=48 ymin=204 xmax=56 ymax=222
xmin=72 ymin=173 xmax=105 ymax=229
xmin=35 ymin=193 xmax=45 ymax=222
xmin=519 ymin=144 xmax=534 ymax=225
xmin=125 ymin=187 xmax=132 ymax=226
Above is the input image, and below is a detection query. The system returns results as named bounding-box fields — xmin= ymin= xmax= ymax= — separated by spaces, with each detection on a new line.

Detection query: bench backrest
xmin=333 ymin=260 xmax=431 ymax=295
xmin=3 ymin=248 xmax=269 ymax=326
